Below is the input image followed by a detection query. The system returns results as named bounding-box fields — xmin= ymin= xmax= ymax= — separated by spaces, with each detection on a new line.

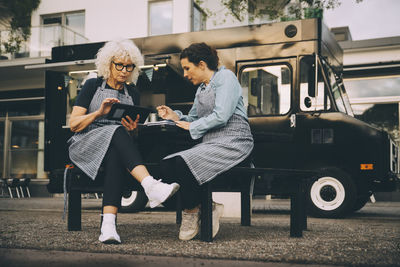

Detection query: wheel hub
xmin=320 ymin=185 xmax=337 ymax=202
xmin=310 ymin=176 xmax=346 ymax=211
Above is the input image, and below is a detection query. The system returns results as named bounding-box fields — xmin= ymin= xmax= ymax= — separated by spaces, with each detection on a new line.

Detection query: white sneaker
xmin=179 ymin=210 xmax=200 ymax=241
xmin=99 ymin=222 xmax=121 ymax=244
xmin=212 ymin=202 xmax=224 ymax=238
xmin=142 ymin=177 xmax=180 ymax=208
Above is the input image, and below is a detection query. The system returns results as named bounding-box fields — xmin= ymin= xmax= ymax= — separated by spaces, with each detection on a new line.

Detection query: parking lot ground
xmin=0 ymin=197 xmax=399 ymax=267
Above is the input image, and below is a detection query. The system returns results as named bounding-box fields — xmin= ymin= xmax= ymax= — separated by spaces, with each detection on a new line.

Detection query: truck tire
xmin=120 ymin=191 xmax=148 ymax=213
xmin=307 ymin=167 xmax=357 ymax=218
xmin=352 ymin=194 xmax=370 ymax=211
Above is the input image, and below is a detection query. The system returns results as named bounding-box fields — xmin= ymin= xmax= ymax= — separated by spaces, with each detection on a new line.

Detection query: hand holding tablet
xmin=107 ymin=103 xmax=153 ymax=124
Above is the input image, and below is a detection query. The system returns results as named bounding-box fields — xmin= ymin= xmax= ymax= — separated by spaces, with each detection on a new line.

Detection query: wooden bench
xmin=65 ymin=162 xmax=315 ymax=241
xmin=175 ymin=165 xmax=315 ymax=242
xmin=64 ymin=164 xmax=144 ymax=231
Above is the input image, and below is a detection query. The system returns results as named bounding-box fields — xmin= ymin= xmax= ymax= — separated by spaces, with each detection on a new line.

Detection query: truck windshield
xmin=323 ymin=60 xmax=354 ymax=116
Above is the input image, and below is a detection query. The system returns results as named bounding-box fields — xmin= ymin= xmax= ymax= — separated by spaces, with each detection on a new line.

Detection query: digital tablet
xmin=107 ymin=103 xmax=152 ymax=123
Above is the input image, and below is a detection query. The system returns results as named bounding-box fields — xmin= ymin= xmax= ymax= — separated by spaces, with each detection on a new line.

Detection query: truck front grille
xmin=389 ymin=138 xmax=399 ymax=174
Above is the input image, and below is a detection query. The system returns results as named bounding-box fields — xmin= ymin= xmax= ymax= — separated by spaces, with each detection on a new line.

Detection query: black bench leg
xmin=68 ymin=190 xmax=82 ymax=231
xmin=300 ymin=180 xmax=307 ymax=231
xmin=200 ymin=183 xmax=212 ymax=242
xmin=176 ymin=191 xmax=182 ymax=224
xmin=290 ymin=184 xmax=303 ymax=237
xmin=241 ymin=188 xmax=251 ymax=226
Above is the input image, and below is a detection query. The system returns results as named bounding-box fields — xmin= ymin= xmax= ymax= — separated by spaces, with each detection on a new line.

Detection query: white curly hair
xmin=95 ymin=39 xmax=144 ymax=84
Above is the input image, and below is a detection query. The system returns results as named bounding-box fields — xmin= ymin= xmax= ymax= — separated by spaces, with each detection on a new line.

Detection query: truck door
xmin=237 ymin=58 xmax=296 ymax=169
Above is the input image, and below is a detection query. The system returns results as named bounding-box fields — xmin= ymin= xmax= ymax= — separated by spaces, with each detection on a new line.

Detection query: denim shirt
xmin=175 ymin=66 xmax=248 ymax=140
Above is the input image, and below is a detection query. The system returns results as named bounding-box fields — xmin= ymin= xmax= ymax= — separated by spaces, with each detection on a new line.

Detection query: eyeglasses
xmin=112 ymin=61 xmax=135 ymax=72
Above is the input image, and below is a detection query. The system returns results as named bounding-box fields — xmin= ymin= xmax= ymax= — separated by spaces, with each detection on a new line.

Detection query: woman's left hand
xmin=121 ymin=114 xmax=139 ymax=131
xmin=175 ymin=121 xmax=190 ymax=131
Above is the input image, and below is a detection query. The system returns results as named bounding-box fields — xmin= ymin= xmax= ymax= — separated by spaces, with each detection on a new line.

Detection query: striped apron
xmin=68 ymin=80 xmax=133 ymax=180
xmin=164 ymin=82 xmax=254 ymax=185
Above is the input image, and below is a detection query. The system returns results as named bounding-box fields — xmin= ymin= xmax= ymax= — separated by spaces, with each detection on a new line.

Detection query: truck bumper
xmin=372 ymin=172 xmax=400 ymax=192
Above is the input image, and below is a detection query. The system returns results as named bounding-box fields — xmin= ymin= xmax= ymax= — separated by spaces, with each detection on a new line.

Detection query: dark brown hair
xmin=180 ymin=42 xmax=219 ymax=71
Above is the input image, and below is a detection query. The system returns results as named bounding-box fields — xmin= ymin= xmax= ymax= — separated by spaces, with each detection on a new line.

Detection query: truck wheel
xmin=120 ymin=191 xmax=148 ymax=213
xmin=352 ymin=194 xmax=370 ymax=211
xmin=307 ymin=168 xmax=356 ymax=218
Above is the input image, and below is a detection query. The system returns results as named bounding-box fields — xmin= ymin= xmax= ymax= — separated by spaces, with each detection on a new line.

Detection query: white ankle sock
xmin=99 ymin=213 xmax=121 ymax=244
xmin=141 ymin=176 xmax=155 ymax=189
xmin=102 ymin=213 xmax=116 ymax=225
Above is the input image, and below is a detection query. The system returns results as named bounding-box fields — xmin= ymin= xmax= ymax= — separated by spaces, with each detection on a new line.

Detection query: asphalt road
xmin=0 ymin=197 xmax=399 ymax=267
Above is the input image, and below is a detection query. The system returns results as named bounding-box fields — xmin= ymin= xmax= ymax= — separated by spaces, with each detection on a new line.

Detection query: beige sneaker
xmin=179 ymin=210 xmax=200 ymax=241
xmin=212 ymin=202 xmax=224 ymax=238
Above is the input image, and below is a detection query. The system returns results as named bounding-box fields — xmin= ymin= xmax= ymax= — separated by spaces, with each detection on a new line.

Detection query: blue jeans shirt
xmin=175 ymin=66 xmax=248 ymax=139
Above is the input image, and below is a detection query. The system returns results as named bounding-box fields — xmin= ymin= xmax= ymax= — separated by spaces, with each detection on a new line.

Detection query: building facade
xmin=0 ymin=0 xmax=202 ymax=185
xmin=0 ymin=1 xmax=398 ymax=195
xmin=331 ymin=27 xmax=400 ymax=143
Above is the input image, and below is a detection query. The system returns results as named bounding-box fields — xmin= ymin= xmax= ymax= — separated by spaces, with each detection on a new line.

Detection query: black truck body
xmin=43 ymin=18 xmax=399 ymax=217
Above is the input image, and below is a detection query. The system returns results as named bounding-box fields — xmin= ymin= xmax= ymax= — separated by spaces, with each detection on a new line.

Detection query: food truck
xmin=42 ymin=18 xmax=399 ymax=218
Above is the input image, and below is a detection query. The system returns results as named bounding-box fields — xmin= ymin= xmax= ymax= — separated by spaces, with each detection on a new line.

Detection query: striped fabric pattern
xmin=68 ymin=81 xmax=133 ymax=180
xmin=164 ymin=78 xmax=254 ymax=185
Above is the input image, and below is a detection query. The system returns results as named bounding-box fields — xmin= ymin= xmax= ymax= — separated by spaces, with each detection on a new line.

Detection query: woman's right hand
xmin=97 ymin=98 xmax=120 ymax=116
xmin=156 ymin=105 xmax=180 ymax=121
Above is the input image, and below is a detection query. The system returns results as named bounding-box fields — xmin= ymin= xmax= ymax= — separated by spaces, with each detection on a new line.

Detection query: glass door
xmin=8 ymin=119 xmax=44 ymax=179
xmin=237 ymin=58 xmax=296 ymax=168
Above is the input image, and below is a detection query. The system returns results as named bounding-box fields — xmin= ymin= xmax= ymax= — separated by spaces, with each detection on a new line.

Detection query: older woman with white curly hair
xmin=68 ymin=39 xmax=179 ymax=244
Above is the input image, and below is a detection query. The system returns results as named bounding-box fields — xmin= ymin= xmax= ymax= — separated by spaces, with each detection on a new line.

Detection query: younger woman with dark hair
xmin=157 ymin=42 xmax=254 ymax=241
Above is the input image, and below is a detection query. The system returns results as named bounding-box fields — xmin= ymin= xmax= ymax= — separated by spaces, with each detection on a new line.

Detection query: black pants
xmin=160 ymin=156 xmax=201 ymax=210
xmin=102 ymin=127 xmax=143 ymax=208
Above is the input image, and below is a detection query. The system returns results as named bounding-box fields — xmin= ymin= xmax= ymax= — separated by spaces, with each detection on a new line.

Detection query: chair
xmin=6 ymin=178 xmax=21 ymax=198
xmin=18 ymin=178 xmax=31 ymax=198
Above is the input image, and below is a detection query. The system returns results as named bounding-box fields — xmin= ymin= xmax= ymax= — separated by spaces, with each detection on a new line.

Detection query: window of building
xmin=0 ymin=97 xmax=45 ymax=179
xmin=344 ymin=76 xmax=400 ymax=98
xmin=9 ymin=120 xmax=41 ymax=179
xmin=344 ymin=75 xmax=400 ymax=142
xmin=40 ymin=11 xmax=85 ymax=56
xmin=149 ymin=1 xmax=173 ymax=36
xmin=240 ymin=64 xmax=291 ymax=116
xmin=0 ymin=117 xmax=45 ymax=179
xmin=193 ymin=3 xmax=206 ymax=32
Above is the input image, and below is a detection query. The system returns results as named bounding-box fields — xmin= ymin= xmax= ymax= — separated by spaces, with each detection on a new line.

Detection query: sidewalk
xmin=1 ymin=248 xmax=338 ymax=267
xmin=0 ymin=197 xmax=399 ymax=266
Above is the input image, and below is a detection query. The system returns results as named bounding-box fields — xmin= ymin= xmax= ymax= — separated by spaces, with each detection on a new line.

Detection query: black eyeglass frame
xmin=112 ymin=61 xmax=135 ymax=72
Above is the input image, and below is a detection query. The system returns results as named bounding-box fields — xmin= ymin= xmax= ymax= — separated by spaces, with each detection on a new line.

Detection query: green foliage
xmin=195 ymin=0 xmax=363 ymax=24
xmin=0 ymin=0 xmax=40 ymax=56
xmin=2 ymin=29 xmax=25 ymax=54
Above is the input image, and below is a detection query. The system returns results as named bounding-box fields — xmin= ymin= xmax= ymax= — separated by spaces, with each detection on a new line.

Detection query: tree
xmin=0 ymin=0 xmax=41 ymax=57
xmin=195 ymin=0 xmax=363 ymax=24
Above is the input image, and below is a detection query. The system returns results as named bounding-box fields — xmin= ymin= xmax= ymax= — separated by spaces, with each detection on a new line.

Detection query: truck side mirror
xmin=308 ymin=63 xmax=316 ymax=97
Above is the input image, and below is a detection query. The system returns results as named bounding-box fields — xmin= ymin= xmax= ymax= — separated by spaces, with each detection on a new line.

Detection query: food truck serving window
xmin=240 ymin=64 xmax=291 ymax=116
